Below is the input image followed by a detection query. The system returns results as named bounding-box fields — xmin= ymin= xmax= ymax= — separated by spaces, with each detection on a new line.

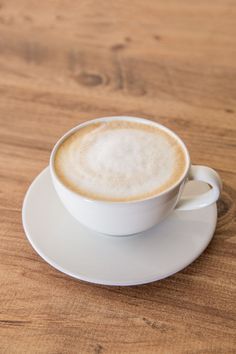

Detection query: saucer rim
xmin=22 ymin=167 xmax=217 ymax=286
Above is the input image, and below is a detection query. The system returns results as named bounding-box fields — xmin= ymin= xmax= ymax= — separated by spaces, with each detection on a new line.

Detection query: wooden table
xmin=0 ymin=1 xmax=235 ymax=353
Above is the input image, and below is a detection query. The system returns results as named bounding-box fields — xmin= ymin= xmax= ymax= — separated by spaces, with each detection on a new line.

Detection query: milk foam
xmin=54 ymin=120 xmax=186 ymax=201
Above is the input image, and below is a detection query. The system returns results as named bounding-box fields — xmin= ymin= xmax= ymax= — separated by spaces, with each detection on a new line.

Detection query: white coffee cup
xmin=50 ymin=116 xmax=222 ymax=236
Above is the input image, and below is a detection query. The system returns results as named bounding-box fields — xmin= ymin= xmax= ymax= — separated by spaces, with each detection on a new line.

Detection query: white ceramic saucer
xmin=22 ymin=167 xmax=217 ymax=286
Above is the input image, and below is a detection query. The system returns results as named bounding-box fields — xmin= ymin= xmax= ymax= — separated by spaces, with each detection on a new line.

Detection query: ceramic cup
xmin=50 ymin=116 xmax=222 ymax=236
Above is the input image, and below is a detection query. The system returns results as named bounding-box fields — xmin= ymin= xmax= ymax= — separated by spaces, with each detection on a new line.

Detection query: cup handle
xmin=175 ymin=165 xmax=222 ymax=211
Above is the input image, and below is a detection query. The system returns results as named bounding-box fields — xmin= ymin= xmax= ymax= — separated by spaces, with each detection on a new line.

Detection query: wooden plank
xmin=0 ymin=1 xmax=235 ymax=353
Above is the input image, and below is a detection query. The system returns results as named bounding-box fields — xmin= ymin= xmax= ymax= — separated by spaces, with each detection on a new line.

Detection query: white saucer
xmin=22 ymin=167 xmax=217 ymax=286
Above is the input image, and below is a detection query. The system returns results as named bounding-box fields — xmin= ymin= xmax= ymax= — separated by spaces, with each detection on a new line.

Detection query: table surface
xmin=0 ymin=1 xmax=236 ymax=353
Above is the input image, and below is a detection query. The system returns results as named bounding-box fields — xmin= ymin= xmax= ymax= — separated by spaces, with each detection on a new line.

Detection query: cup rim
xmin=50 ymin=116 xmax=191 ymax=204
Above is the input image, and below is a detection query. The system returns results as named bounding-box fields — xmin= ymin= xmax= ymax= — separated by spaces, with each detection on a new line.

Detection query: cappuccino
xmin=54 ymin=120 xmax=187 ymax=202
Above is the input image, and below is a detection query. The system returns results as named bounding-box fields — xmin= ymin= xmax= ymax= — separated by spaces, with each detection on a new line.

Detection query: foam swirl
xmin=54 ymin=120 xmax=186 ymax=201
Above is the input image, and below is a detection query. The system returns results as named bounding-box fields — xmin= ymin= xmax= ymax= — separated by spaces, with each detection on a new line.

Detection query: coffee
xmin=54 ymin=120 xmax=187 ymax=202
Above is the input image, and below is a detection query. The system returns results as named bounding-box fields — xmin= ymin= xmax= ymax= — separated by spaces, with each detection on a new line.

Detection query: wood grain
xmin=0 ymin=1 xmax=236 ymax=353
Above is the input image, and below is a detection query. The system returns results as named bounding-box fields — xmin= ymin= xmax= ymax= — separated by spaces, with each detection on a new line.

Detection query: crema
xmin=54 ymin=120 xmax=187 ymax=202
